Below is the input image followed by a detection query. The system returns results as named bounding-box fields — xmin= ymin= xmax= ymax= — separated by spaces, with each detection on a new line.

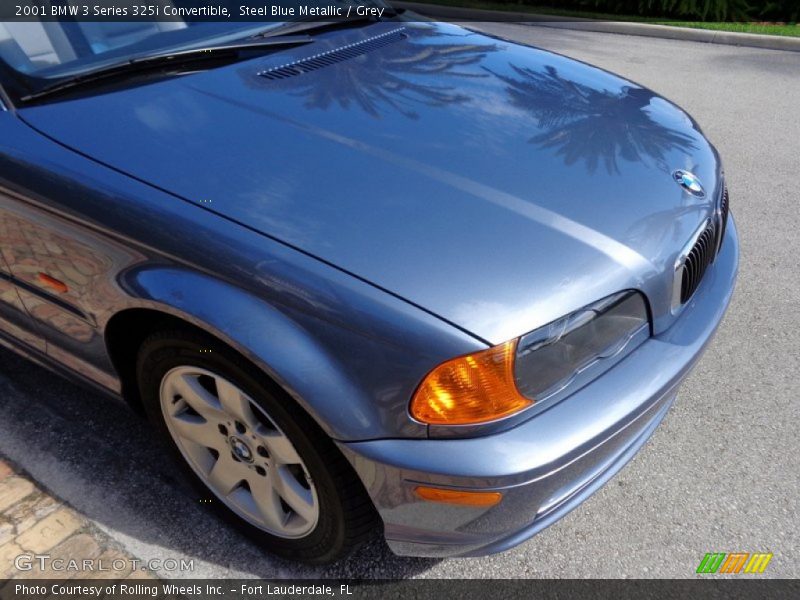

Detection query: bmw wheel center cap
xmin=230 ymin=437 xmax=254 ymax=462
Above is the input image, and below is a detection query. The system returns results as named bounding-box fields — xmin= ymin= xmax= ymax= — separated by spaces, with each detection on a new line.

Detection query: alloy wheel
xmin=159 ymin=366 xmax=319 ymax=538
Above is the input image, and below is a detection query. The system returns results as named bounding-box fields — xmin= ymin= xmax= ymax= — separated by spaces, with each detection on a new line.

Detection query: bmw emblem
xmin=229 ymin=437 xmax=254 ymax=462
xmin=672 ymin=170 xmax=706 ymax=198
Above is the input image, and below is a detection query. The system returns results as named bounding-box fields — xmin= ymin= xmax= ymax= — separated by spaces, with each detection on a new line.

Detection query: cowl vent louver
xmin=258 ymin=28 xmax=407 ymax=80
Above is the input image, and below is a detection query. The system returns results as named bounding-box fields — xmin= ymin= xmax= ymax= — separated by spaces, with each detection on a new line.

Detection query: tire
xmin=136 ymin=329 xmax=378 ymax=564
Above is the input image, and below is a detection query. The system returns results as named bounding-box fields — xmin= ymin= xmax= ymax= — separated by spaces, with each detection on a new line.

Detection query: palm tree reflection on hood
xmin=493 ymin=64 xmax=697 ymax=175
xmin=243 ymin=26 xmax=498 ymax=119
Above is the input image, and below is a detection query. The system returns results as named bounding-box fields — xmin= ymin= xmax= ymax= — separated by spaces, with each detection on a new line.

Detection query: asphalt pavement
xmin=1 ymin=23 xmax=798 ymax=578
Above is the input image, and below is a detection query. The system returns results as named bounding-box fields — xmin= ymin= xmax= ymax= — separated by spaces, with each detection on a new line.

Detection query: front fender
xmin=118 ymin=263 xmax=480 ymax=441
xmin=1 ymin=114 xmax=485 ymax=441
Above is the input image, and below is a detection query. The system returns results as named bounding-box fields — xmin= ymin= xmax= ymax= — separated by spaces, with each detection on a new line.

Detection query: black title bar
xmin=1 ymin=579 xmax=799 ymax=600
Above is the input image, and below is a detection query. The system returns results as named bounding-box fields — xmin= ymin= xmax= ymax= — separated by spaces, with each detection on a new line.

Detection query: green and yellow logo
xmin=696 ymin=552 xmax=773 ymax=574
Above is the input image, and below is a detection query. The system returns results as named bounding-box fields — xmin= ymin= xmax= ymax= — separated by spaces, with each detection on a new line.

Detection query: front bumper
xmin=338 ymin=217 xmax=739 ymax=558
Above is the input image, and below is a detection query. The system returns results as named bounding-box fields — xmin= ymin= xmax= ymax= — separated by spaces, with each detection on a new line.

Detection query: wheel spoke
xmin=262 ymin=432 xmax=302 ymax=465
xmin=170 ymin=374 xmax=225 ymax=422
xmin=206 ymin=454 xmax=245 ymax=497
xmin=171 ymin=414 xmax=222 ymax=450
xmin=249 ymin=475 xmax=288 ymax=530
xmin=275 ymin=466 xmax=316 ymax=523
xmin=215 ymin=378 xmax=259 ymax=429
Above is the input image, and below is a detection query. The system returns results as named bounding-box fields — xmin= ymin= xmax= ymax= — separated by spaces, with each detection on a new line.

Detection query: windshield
xmin=1 ymin=21 xmax=278 ymax=78
xmin=0 ymin=0 xmax=388 ymax=90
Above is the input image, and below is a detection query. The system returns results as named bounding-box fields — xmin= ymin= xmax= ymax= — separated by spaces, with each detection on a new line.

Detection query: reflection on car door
xmin=0 ymin=105 xmax=46 ymax=353
xmin=0 ymin=258 xmax=45 ymax=353
xmin=0 ymin=107 xmax=146 ymax=393
xmin=0 ymin=195 xmax=129 ymax=390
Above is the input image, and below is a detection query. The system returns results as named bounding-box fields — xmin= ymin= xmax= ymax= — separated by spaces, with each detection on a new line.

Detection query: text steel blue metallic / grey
xmin=0 ymin=11 xmax=737 ymax=562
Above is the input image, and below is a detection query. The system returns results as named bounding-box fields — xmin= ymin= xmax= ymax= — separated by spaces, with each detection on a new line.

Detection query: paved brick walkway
xmin=0 ymin=457 xmax=155 ymax=581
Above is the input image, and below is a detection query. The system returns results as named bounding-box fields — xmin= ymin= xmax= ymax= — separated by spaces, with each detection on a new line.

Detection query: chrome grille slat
xmin=679 ymin=222 xmax=716 ymax=304
xmin=672 ymin=185 xmax=731 ymax=309
xmin=718 ymin=186 xmax=730 ymax=251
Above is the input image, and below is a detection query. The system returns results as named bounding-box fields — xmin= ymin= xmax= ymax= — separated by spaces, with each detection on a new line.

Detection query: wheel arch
xmin=103 ymin=266 xmax=380 ymax=440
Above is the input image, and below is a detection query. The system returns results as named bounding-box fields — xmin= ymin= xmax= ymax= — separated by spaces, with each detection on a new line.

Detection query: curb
xmin=0 ymin=456 xmax=157 ymax=581
xmin=394 ymin=2 xmax=800 ymax=53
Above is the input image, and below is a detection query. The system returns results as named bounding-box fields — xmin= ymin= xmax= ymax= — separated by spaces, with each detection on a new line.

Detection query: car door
xmin=0 ymin=183 xmax=135 ymax=390
xmin=0 ymin=108 xmax=46 ymax=353
xmin=0 ymin=249 xmax=45 ymax=353
xmin=0 ymin=94 xmax=144 ymax=391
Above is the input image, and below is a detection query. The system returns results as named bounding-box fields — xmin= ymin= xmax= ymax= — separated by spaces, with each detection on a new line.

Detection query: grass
xmin=656 ymin=21 xmax=800 ymax=37
xmin=405 ymin=0 xmax=800 ymax=37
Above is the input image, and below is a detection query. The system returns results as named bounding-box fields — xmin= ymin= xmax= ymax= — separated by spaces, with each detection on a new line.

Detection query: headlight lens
xmin=514 ymin=291 xmax=649 ymax=400
xmin=409 ymin=290 xmax=649 ymax=426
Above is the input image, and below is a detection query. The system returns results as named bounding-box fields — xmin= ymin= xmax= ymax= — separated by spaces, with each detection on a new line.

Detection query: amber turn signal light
xmin=415 ymin=486 xmax=502 ymax=507
xmin=409 ymin=340 xmax=533 ymax=425
xmin=37 ymin=272 xmax=68 ymax=294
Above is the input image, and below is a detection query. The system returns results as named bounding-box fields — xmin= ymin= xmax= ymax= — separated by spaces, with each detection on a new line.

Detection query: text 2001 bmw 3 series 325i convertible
xmin=0 ymin=3 xmax=737 ymax=563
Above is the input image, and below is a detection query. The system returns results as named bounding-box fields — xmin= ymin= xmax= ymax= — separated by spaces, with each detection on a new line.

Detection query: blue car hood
xmin=21 ymin=21 xmax=722 ymax=344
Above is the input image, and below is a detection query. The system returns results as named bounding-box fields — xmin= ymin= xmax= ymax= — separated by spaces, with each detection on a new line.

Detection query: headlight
xmin=409 ymin=291 xmax=649 ymax=426
xmin=514 ymin=290 xmax=649 ymax=401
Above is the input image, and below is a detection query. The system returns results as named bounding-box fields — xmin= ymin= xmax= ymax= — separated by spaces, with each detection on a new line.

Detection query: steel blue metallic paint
xmin=17 ymin=21 xmax=724 ymax=343
xmin=0 ymin=17 xmax=738 ymax=558
xmin=0 ymin=109 xmax=482 ymax=440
